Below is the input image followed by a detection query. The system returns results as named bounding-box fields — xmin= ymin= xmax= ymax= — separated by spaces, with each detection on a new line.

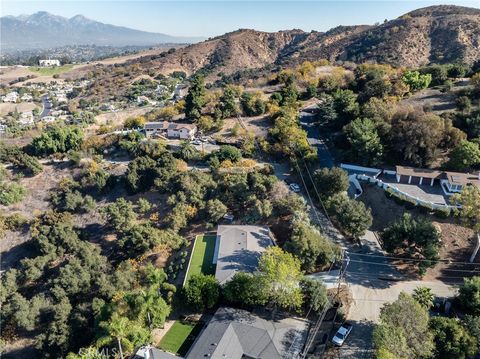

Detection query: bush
xmin=0 ymin=182 xmax=27 ymax=205
xmin=183 ymin=274 xmax=220 ymax=312
xmin=434 ymin=207 xmax=451 ymax=219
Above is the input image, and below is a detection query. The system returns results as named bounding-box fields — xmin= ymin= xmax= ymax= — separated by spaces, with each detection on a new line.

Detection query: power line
xmin=348 ymin=251 xmax=480 ymax=266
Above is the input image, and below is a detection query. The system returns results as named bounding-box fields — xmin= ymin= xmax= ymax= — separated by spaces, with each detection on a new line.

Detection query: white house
xmin=20 ymin=94 xmax=33 ymax=102
xmin=2 ymin=91 xmax=19 ymax=103
xmin=0 ymin=124 xmax=7 ymax=134
xmin=42 ymin=116 xmax=56 ymax=123
xmin=18 ymin=112 xmax=34 ymax=126
xmin=167 ymin=123 xmax=197 ymax=140
xmin=144 ymin=121 xmax=197 ymax=140
xmin=39 ymin=59 xmax=61 ymax=67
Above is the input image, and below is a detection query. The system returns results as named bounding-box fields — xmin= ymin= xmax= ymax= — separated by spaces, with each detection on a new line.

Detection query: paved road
xmin=40 ymin=95 xmax=52 ymax=118
xmin=299 ymin=111 xmax=335 ymax=168
xmin=296 ymin=106 xmax=458 ymax=359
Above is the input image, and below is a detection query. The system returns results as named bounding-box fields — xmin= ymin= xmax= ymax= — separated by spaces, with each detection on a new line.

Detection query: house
xmin=133 ymin=346 xmax=177 ymax=359
xmin=42 ymin=116 xmax=56 ymax=123
xmin=2 ymin=91 xmax=19 ymax=103
xmin=39 ymin=59 xmax=60 ymax=67
xmin=395 ymin=166 xmax=480 ymax=195
xmin=18 ymin=111 xmax=34 ymax=126
xmin=137 ymin=95 xmax=156 ymax=106
xmin=167 ymin=123 xmax=197 ymax=140
xmin=144 ymin=121 xmax=169 ymax=138
xmin=0 ymin=124 xmax=7 ymax=134
xmin=173 ymin=84 xmax=188 ymax=100
xmin=20 ymin=94 xmax=33 ymax=102
xmin=214 ymin=225 xmax=273 ymax=284
xmin=186 ymin=307 xmax=308 ymax=359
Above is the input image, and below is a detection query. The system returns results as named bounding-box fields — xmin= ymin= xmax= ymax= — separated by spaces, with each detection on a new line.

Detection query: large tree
xmin=326 ymin=194 xmax=372 ymax=239
xmin=447 ymin=140 xmax=480 ymax=171
xmin=313 ymin=167 xmax=349 ymax=199
xmin=430 ymin=317 xmax=478 ymax=359
xmin=373 ymin=292 xmax=434 ymax=358
xmin=344 ymin=118 xmax=383 ymax=166
xmin=458 ymin=276 xmax=480 ymax=315
xmin=183 ymin=274 xmax=220 ymax=312
xmin=257 ymin=246 xmax=303 ymax=311
xmin=185 ymin=74 xmax=206 ymax=120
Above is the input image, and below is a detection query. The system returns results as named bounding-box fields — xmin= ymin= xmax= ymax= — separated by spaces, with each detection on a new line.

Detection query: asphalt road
xmin=299 ymin=111 xmax=335 ymax=168
xmin=40 ymin=95 xmax=52 ymax=118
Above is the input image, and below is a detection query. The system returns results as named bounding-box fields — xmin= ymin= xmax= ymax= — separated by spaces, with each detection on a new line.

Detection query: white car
xmin=289 ymin=183 xmax=301 ymax=193
xmin=191 ymin=139 xmax=201 ymax=145
xmin=331 ymin=323 xmax=353 ymax=346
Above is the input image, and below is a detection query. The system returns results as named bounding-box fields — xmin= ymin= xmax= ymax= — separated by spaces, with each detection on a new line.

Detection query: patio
xmin=379 ymin=173 xmax=450 ymax=206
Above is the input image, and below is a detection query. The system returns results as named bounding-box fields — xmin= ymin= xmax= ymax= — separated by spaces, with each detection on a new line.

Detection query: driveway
xmin=299 ymin=111 xmax=334 ymax=168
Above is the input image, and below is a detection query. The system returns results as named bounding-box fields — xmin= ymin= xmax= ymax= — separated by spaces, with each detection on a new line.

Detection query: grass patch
xmin=185 ymin=235 xmax=216 ymax=282
xmin=29 ymin=65 xmax=74 ymax=76
xmin=159 ymin=320 xmax=203 ymax=356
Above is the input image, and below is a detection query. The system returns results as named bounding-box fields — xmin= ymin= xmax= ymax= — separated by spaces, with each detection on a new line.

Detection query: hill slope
xmin=0 ymin=11 xmax=203 ymax=51
xmin=129 ymin=5 xmax=480 ymax=77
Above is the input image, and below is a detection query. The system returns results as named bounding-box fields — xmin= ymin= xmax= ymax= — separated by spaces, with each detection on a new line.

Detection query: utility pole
xmin=300 ymin=251 xmax=349 ymax=358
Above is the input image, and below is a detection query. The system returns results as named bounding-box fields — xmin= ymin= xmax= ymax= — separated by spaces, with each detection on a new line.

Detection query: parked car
xmin=289 ymin=183 xmax=301 ymax=193
xmin=191 ymin=139 xmax=201 ymax=145
xmin=331 ymin=323 xmax=353 ymax=346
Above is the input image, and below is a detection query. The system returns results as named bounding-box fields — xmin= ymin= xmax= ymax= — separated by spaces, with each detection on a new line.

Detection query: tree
xmin=123 ymin=116 xmax=145 ymax=129
xmin=412 ymin=287 xmax=434 ymax=309
xmin=183 ymin=274 xmax=220 ymax=311
xmin=137 ymin=198 xmax=152 ymax=214
xmin=430 ymin=317 xmax=477 ymax=359
xmin=218 ymin=85 xmax=240 ymax=118
xmin=205 ymin=199 xmax=227 ymax=224
xmin=240 ymin=91 xmax=265 ymax=116
xmin=458 ymin=276 xmax=480 ymax=315
xmin=402 ymin=70 xmax=432 ymax=92
xmin=344 ymin=118 xmax=383 ymax=166
xmin=180 ymin=141 xmax=199 ymax=161
xmin=447 ymin=140 xmax=480 ymax=171
xmin=285 ymin=214 xmax=340 ymax=272
xmin=390 ymin=109 xmax=444 ymax=166
xmin=222 ymin=272 xmax=268 ymax=307
xmin=313 ymin=167 xmax=349 ymax=199
xmin=464 ymin=315 xmax=480 ymax=349
xmin=373 ymin=292 xmax=434 ymax=358
xmin=326 ymin=194 xmax=372 ymax=239
xmin=0 ymin=181 xmax=26 ymax=205
xmin=381 ymin=213 xmax=440 ymax=273
xmin=212 ymin=145 xmax=242 ymax=163
xmin=451 ymin=186 xmax=480 ymax=262
xmin=126 ymin=156 xmax=158 ymax=193
xmin=101 ymin=198 xmax=137 ymax=231
xmin=257 ymin=246 xmax=303 ymax=311
xmin=31 ymin=125 xmax=83 ymax=156
xmin=300 ymin=278 xmax=328 ymax=313
xmin=185 ymin=74 xmax=206 ymax=120
xmin=119 ymin=224 xmax=161 ymax=256
xmin=98 ymin=313 xmax=135 ymax=359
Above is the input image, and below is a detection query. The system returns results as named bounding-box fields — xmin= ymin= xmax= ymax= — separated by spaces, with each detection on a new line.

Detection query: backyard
xmin=184 ymin=234 xmax=217 ymax=283
xmin=158 ymin=320 xmax=204 ymax=356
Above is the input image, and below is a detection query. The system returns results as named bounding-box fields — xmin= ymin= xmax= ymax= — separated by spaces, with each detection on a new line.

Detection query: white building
xmin=39 ymin=59 xmax=61 ymax=67
xmin=167 ymin=123 xmax=197 ymax=140
xmin=42 ymin=116 xmax=56 ymax=123
xmin=19 ymin=112 xmax=34 ymax=126
xmin=2 ymin=91 xmax=19 ymax=103
xmin=20 ymin=94 xmax=33 ymax=102
xmin=0 ymin=124 xmax=7 ymax=134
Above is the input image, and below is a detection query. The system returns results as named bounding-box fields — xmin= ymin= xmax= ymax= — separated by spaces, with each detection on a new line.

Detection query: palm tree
xmin=98 ymin=313 xmax=133 ymax=359
xmin=412 ymin=287 xmax=434 ymax=309
xmin=180 ymin=141 xmax=197 ymax=161
xmin=138 ymin=287 xmax=171 ymax=328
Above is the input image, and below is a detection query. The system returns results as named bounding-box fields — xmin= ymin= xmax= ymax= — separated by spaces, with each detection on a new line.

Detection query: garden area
xmin=184 ymin=234 xmax=217 ymax=284
xmin=158 ymin=320 xmax=204 ymax=356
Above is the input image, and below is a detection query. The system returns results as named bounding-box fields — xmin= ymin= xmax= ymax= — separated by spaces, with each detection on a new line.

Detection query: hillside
xmin=0 ymin=11 xmax=204 ymax=51
xmin=123 ymin=5 xmax=480 ymax=77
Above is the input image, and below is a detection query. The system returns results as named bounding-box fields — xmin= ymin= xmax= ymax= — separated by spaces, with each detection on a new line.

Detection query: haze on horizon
xmin=3 ymin=0 xmax=480 ymax=38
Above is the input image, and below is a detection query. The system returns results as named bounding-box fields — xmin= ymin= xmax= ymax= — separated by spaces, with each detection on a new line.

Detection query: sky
xmin=2 ymin=0 xmax=480 ymax=37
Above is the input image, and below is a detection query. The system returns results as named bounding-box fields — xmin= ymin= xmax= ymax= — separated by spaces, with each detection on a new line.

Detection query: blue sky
xmin=3 ymin=1 xmax=480 ymax=37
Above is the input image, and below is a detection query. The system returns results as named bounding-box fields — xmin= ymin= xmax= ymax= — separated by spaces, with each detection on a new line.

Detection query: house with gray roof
xmin=186 ymin=307 xmax=308 ymax=359
xmin=214 ymin=225 xmax=273 ymax=284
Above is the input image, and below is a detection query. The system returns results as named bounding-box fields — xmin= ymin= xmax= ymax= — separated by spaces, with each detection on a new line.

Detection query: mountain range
xmin=0 ymin=11 xmax=204 ymax=51
xmin=136 ymin=5 xmax=480 ymax=77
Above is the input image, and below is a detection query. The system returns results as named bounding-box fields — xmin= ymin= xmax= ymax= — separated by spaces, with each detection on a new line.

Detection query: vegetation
xmin=326 ymin=193 xmax=372 ymax=239
xmin=31 ymin=125 xmax=84 ymax=156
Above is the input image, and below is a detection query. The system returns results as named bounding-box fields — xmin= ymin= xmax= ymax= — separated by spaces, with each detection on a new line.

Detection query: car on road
xmin=289 ymin=183 xmax=301 ymax=193
xmin=191 ymin=139 xmax=201 ymax=145
xmin=331 ymin=323 xmax=353 ymax=346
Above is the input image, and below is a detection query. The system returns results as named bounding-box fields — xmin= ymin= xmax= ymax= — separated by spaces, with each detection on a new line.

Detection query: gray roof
xmin=214 ymin=225 xmax=273 ymax=284
xmin=144 ymin=121 xmax=168 ymax=130
xmin=186 ymin=307 xmax=308 ymax=359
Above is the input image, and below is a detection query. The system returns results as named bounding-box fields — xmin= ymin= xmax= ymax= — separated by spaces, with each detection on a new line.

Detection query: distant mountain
xmin=128 ymin=5 xmax=480 ymax=77
xmin=0 ymin=11 xmax=204 ymax=51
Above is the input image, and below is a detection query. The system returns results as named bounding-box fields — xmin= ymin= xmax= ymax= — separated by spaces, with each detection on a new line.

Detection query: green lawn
xmin=185 ymin=235 xmax=217 ymax=283
xmin=159 ymin=320 xmax=204 ymax=356
xmin=29 ymin=65 xmax=74 ymax=76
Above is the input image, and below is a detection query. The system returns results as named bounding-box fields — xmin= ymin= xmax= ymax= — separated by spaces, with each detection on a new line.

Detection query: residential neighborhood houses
xmin=144 ymin=121 xmax=197 ymax=140
xmin=38 ymin=59 xmax=61 ymax=67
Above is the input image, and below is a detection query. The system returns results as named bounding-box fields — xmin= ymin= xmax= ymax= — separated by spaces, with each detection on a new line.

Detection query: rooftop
xmin=186 ymin=307 xmax=308 ymax=359
xmin=214 ymin=225 xmax=273 ymax=284
xmin=396 ymin=166 xmax=480 ymax=187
